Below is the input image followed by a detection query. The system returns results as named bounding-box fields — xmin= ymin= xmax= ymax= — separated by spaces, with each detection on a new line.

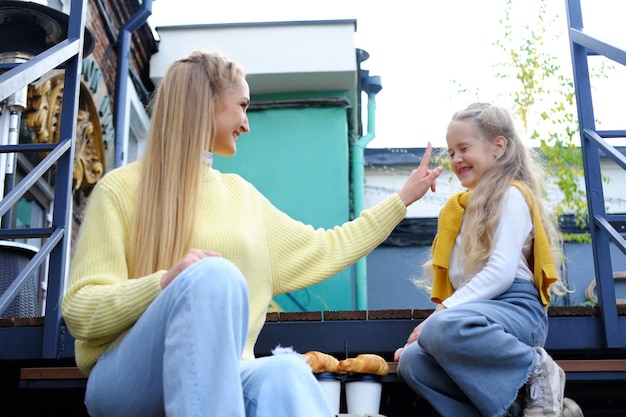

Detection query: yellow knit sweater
xmin=62 ymin=161 xmax=407 ymax=375
xmin=430 ymin=182 xmax=558 ymax=308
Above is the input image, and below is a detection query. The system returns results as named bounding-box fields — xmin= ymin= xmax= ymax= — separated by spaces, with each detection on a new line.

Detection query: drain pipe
xmin=114 ymin=0 xmax=153 ymax=168
xmin=352 ymin=72 xmax=382 ymax=310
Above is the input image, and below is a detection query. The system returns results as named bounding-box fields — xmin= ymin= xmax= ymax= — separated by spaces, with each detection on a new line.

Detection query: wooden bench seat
xmin=20 ymin=366 xmax=87 ymax=381
xmin=19 ymin=358 xmax=626 ymax=385
xmin=386 ymin=359 xmax=626 ymax=374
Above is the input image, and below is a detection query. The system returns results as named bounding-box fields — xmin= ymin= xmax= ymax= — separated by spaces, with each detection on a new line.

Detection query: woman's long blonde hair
xmin=129 ymin=50 xmax=245 ymax=278
xmin=426 ymin=102 xmax=566 ymax=294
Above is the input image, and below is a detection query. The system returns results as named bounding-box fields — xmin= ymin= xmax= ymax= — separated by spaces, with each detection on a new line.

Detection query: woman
xmin=62 ymin=50 xmax=443 ymax=417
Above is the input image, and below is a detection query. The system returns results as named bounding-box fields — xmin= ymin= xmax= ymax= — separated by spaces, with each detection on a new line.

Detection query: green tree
xmin=497 ymin=0 xmax=587 ymax=242
xmin=457 ymin=0 xmax=612 ymax=242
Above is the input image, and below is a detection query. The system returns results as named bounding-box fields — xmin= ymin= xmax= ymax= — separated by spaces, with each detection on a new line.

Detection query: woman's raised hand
xmin=397 ymin=142 xmax=443 ymax=207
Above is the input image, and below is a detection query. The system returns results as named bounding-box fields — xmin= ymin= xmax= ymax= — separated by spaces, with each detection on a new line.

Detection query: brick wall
xmin=70 ymin=0 xmax=157 ymax=255
xmin=86 ymin=0 xmax=158 ymax=104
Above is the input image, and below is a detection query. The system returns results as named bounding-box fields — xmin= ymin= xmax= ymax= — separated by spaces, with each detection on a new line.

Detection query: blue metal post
xmin=41 ymin=0 xmax=89 ymax=359
xmin=114 ymin=0 xmax=152 ymax=168
xmin=565 ymin=0 xmax=625 ymax=348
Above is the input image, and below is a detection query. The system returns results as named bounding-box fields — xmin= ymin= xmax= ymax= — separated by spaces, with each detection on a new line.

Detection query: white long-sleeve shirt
xmin=443 ymin=186 xmax=534 ymax=308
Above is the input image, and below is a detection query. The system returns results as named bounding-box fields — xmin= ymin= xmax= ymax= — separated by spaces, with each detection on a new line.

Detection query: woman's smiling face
xmin=213 ymin=77 xmax=251 ymax=157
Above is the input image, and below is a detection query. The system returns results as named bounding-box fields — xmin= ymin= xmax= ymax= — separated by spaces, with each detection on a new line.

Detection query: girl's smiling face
xmin=446 ymin=119 xmax=504 ymax=189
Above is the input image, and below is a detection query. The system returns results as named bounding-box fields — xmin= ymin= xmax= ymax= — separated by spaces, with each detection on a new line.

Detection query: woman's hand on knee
xmin=160 ymin=249 xmax=222 ymax=289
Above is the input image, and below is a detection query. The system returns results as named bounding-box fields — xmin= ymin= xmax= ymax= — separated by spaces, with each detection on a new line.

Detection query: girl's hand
xmin=160 ymin=249 xmax=222 ymax=289
xmin=394 ymin=346 xmax=406 ymax=362
xmin=393 ymin=304 xmax=446 ymax=361
xmin=398 ymin=142 xmax=443 ymax=207
xmin=394 ymin=321 xmax=425 ymax=361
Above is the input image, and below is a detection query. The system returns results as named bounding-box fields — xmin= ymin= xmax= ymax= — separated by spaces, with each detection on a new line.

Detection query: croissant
xmin=301 ymin=351 xmax=339 ymax=373
xmin=337 ymin=354 xmax=389 ymax=376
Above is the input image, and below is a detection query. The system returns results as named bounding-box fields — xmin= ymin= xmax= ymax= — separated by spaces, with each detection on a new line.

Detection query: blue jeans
xmin=84 ymin=257 xmax=333 ymax=417
xmin=397 ymin=279 xmax=548 ymax=417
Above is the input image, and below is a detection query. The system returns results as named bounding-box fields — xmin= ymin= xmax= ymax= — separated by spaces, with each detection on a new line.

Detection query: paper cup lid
xmin=346 ymin=373 xmax=383 ymax=382
xmin=315 ymin=372 xmax=339 ymax=381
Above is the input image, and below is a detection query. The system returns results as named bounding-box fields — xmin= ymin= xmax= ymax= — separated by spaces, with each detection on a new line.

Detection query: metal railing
xmin=565 ymin=0 xmax=626 ymax=348
xmin=0 ymin=0 xmax=88 ymax=359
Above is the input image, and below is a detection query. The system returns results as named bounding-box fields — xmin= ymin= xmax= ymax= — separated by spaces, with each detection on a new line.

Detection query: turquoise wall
xmin=213 ymin=104 xmax=353 ymax=311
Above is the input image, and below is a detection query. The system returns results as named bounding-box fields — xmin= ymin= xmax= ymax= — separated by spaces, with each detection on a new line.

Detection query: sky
xmin=148 ymin=0 xmax=626 ymax=149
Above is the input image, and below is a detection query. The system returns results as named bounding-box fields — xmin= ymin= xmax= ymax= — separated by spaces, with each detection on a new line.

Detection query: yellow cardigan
xmin=62 ymin=161 xmax=408 ymax=374
xmin=430 ymin=182 xmax=558 ymax=308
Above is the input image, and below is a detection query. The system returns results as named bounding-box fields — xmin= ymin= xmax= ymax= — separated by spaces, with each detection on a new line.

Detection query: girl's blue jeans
xmin=84 ymin=257 xmax=333 ymax=417
xmin=397 ymin=278 xmax=548 ymax=417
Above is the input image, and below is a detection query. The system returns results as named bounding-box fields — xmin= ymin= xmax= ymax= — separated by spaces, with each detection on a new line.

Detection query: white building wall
xmin=364 ymin=155 xmax=626 ymax=218
xmin=150 ymin=21 xmax=358 ymax=95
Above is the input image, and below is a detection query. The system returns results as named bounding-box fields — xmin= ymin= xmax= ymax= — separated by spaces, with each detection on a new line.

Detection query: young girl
xmin=395 ymin=102 xmax=569 ymax=417
xmin=61 ymin=50 xmax=442 ymax=417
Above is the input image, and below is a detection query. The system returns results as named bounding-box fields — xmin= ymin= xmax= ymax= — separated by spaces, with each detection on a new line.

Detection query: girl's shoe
xmin=523 ymin=347 xmax=566 ymax=417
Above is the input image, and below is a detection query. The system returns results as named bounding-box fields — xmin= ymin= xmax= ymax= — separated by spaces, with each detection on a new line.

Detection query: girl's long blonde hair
xmin=426 ymin=102 xmax=566 ymax=295
xmin=129 ymin=50 xmax=245 ymax=278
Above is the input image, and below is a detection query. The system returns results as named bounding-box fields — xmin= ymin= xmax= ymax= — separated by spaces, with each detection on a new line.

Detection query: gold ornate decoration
xmin=26 ymin=73 xmax=105 ymax=191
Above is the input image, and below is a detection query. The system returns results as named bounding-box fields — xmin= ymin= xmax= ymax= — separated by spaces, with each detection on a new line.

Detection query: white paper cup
xmin=345 ymin=374 xmax=383 ymax=415
xmin=315 ymin=372 xmax=341 ymax=414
